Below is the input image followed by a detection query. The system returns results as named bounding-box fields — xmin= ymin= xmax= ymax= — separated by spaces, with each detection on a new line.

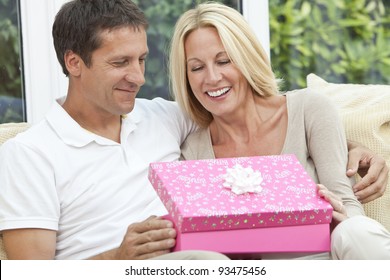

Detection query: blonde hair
xmin=169 ymin=2 xmax=280 ymax=128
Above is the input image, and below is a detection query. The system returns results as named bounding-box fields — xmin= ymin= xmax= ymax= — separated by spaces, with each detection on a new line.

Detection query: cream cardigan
xmin=181 ymin=89 xmax=364 ymax=218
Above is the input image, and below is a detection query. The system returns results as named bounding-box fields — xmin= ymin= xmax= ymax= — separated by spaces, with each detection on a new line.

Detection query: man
xmin=346 ymin=141 xmax=388 ymax=203
xmin=0 ymin=0 xmax=226 ymax=260
xmin=0 ymin=0 xmax=387 ymax=260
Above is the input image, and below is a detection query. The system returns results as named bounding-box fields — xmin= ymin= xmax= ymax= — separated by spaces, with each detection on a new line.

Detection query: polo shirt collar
xmin=45 ymin=99 xmax=142 ymax=147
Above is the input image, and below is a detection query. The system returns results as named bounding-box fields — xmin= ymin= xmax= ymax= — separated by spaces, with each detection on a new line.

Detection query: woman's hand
xmin=317 ymin=184 xmax=348 ymax=230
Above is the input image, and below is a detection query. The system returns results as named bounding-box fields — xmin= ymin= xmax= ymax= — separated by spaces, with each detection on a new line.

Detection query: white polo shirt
xmin=0 ymin=97 xmax=195 ymax=259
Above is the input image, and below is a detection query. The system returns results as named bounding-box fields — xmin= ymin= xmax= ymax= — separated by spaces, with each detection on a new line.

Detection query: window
xmin=0 ymin=0 xmax=25 ymax=123
xmin=17 ymin=1 xmax=389 ymax=123
xmin=2 ymin=0 xmax=264 ymax=124
xmin=16 ymin=0 xmax=254 ymax=124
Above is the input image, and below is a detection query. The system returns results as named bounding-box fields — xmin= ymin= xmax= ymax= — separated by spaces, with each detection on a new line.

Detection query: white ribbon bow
xmin=223 ymin=164 xmax=263 ymax=195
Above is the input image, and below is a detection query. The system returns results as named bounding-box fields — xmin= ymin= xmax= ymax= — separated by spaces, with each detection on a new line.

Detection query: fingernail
xmin=167 ymin=239 xmax=175 ymax=247
xmin=169 ymin=229 xmax=176 ymax=237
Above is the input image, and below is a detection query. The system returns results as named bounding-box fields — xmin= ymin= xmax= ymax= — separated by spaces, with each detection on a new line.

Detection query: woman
xmin=169 ymin=2 xmax=390 ymax=259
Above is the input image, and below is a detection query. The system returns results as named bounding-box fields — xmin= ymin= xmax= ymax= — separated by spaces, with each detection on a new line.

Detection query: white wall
xmin=20 ymin=0 xmax=270 ymax=124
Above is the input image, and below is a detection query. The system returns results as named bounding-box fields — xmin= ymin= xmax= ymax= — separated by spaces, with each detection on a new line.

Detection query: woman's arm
xmin=303 ymin=93 xmax=364 ymax=217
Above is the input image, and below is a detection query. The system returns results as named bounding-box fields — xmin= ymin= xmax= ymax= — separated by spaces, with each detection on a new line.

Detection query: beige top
xmin=181 ymin=89 xmax=364 ymax=217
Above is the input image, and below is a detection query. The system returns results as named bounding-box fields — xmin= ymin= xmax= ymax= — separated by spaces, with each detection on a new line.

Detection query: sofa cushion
xmin=0 ymin=122 xmax=31 ymax=145
xmin=306 ymin=73 xmax=390 ymax=231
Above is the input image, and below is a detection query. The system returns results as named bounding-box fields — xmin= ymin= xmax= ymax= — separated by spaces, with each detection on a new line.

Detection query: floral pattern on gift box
xmin=149 ymin=154 xmax=333 ymax=233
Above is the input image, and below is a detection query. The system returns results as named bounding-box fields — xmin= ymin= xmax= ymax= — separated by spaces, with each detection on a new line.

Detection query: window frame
xmin=20 ymin=0 xmax=67 ymax=123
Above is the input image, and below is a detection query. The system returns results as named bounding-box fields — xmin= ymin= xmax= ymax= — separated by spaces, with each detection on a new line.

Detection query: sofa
xmin=0 ymin=73 xmax=389 ymax=259
xmin=306 ymin=73 xmax=390 ymax=231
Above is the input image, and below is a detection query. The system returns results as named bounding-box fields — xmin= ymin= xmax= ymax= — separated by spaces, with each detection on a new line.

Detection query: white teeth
xmin=206 ymin=87 xmax=229 ymax=97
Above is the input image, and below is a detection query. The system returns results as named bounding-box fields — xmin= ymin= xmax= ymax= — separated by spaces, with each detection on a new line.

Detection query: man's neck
xmin=62 ymin=99 xmax=122 ymax=143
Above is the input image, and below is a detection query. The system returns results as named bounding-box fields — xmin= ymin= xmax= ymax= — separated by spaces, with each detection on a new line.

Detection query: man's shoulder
xmin=132 ymin=97 xmax=195 ymax=139
xmin=135 ymin=97 xmax=178 ymax=110
xmin=1 ymin=120 xmax=54 ymax=151
xmin=134 ymin=97 xmax=183 ymax=119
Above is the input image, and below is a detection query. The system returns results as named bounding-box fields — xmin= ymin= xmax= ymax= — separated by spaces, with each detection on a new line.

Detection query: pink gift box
xmin=148 ymin=154 xmax=333 ymax=255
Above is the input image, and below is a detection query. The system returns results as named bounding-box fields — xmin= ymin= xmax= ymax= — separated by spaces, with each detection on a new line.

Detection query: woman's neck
xmin=210 ymin=95 xmax=288 ymax=158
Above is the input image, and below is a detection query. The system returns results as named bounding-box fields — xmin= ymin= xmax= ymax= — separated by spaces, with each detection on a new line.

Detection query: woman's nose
xmin=206 ymin=66 xmax=222 ymax=84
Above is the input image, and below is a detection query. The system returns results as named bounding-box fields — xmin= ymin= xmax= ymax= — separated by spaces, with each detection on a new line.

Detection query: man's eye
xmin=112 ymin=61 xmax=128 ymax=67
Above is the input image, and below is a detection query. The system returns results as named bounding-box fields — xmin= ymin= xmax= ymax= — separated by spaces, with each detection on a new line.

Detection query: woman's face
xmin=184 ymin=27 xmax=251 ymax=118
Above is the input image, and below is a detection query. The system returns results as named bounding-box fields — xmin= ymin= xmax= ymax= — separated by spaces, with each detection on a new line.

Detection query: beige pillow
xmin=306 ymin=73 xmax=390 ymax=231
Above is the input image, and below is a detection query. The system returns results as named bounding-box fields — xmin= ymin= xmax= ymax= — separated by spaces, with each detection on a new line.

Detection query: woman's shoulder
xmin=285 ymin=87 xmax=333 ymax=105
xmin=285 ymin=88 xmax=337 ymax=117
xmin=181 ymin=128 xmax=214 ymax=160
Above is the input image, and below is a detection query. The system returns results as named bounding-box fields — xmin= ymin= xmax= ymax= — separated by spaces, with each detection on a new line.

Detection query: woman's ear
xmin=64 ymin=50 xmax=82 ymax=76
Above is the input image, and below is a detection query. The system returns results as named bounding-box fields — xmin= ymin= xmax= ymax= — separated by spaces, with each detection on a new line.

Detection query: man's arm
xmin=3 ymin=216 xmax=175 ymax=260
xmin=346 ymin=140 xmax=389 ymax=203
xmin=89 ymin=216 xmax=176 ymax=260
xmin=3 ymin=229 xmax=56 ymax=259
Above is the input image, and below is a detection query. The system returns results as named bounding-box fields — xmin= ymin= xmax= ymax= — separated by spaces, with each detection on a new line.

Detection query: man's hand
xmin=346 ymin=141 xmax=389 ymax=203
xmin=114 ymin=215 xmax=176 ymax=260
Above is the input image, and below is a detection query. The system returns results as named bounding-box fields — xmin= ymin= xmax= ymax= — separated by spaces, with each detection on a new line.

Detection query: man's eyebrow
xmin=108 ymin=51 xmax=149 ymax=60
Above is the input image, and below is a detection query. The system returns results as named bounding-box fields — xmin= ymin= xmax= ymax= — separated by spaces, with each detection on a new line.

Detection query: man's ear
xmin=64 ymin=50 xmax=82 ymax=76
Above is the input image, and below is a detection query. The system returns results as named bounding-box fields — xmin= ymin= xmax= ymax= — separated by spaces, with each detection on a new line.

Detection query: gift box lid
xmin=148 ymin=154 xmax=333 ymax=233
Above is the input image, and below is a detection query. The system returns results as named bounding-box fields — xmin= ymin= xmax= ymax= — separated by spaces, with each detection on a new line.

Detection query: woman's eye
xmin=191 ymin=66 xmax=203 ymax=72
xmin=218 ymin=59 xmax=230 ymax=65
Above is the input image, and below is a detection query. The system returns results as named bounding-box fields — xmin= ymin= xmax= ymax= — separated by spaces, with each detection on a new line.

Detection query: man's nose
xmin=125 ymin=63 xmax=145 ymax=86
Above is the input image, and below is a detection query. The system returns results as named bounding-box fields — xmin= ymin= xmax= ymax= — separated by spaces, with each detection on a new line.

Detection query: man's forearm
xmin=347 ymin=140 xmax=361 ymax=150
xmin=88 ymin=248 xmax=118 ymax=260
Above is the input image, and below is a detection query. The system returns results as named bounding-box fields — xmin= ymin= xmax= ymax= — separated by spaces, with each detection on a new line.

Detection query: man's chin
xmin=120 ymin=104 xmax=135 ymax=115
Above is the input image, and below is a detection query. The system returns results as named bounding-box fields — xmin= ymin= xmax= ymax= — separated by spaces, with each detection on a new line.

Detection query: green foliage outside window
xmin=0 ymin=0 xmax=24 ymax=123
xmin=3 ymin=0 xmax=387 ymax=123
xmin=269 ymin=0 xmax=390 ymax=91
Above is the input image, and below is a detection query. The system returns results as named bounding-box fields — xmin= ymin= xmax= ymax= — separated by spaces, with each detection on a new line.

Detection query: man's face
xmin=80 ymin=26 xmax=148 ymax=117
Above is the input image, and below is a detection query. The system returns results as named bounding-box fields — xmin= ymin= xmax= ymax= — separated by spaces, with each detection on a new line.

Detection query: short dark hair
xmin=52 ymin=0 xmax=148 ymax=76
